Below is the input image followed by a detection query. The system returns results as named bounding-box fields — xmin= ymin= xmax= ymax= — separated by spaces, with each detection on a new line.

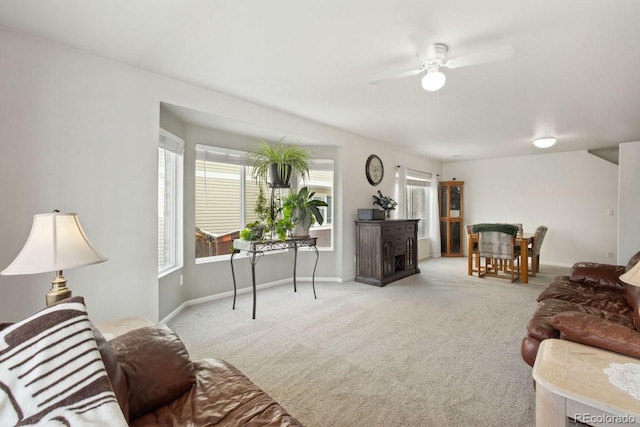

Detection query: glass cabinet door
xmin=439 ymin=181 xmax=464 ymax=256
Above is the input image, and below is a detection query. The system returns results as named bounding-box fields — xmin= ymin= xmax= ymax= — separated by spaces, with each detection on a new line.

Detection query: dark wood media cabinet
xmin=355 ymin=219 xmax=420 ymax=286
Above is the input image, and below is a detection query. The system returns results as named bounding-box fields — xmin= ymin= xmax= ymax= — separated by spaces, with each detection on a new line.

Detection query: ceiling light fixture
xmin=421 ymin=68 xmax=446 ymax=92
xmin=533 ymin=137 xmax=557 ymax=148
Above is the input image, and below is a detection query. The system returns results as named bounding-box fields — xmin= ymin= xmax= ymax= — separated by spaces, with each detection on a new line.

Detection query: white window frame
xmin=297 ymin=158 xmax=334 ymax=251
xmin=158 ymin=128 xmax=184 ymax=276
xmin=195 ymin=145 xmax=334 ymax=263
xmin=405 ymin=170 xmax=432 ymax=239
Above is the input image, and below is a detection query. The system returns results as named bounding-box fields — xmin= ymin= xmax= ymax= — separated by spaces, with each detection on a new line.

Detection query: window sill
xmin=158 ymin=265 xmax=182 ymax=279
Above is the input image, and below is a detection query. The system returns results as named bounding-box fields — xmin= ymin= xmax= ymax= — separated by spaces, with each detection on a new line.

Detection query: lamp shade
xmin=620 ymin=260 xmax=640 ymax=287
xmin=1 ymin=212 xmax=107 ymax=275
xmin=421 ymin=71 xmax=446 ymax=92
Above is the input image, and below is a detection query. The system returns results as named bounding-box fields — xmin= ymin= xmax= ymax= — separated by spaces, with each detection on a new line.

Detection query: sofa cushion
xmin=537 ymin=275 xmax=631 ymax=315
xmin=622 ymin=251 xmax=640 ymax=330
xmin=626 ymin=250 xmax=640 ymax=272
xmin=550 ymin=312 xmax=640 ymax=358
xmin=568 ymin=263 xmax=626 ymax=290
xmin=92 ymin=325 xmax=130 ymax=422
xmin=0 ymin=296 xmax=127 ymax=426
xmin=130 ymin=358 xmax=303 ymax=427
xmin=526 ymin=298 xmax=602 ymax=341
xmin=624 ymin=285 xmax=640 ymax=331
xmin=109 ymin=323 xmax=196 ymax=420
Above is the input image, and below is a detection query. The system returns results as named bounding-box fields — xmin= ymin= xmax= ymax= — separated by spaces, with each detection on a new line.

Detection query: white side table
xmin=95 ymin=316 xmax=154 ymax=340
xmin=533 ymin=339 xmax=640 ymax=427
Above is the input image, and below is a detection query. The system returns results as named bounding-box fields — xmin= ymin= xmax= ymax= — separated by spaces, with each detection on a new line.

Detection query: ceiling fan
xmin=370 ymin=33 xmax=515 ymax=92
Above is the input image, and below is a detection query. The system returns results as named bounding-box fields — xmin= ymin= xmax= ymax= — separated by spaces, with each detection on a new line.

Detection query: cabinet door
xmin=448 ymin=221 xmax=462 ymax=255
xmin=439 ymin=181 xmax=464 ymax=256
xmin=439 ymin=186 xmax=448 ymax=217
xmin=383 ymin=241 xmax=395 ymax=276
xmin=405 ymin=236 xmax=416 ymax=269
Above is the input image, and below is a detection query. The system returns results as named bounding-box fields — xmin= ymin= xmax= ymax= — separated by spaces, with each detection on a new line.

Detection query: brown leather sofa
xmin=95 ymin=323 xmax=302 ymax=426
xmin=521 ymin=251 xmax=640 ymax=367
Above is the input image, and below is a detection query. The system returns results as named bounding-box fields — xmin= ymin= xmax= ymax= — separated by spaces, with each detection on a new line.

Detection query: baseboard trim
xmin=160 ymin=276 xmax=341 ymax=324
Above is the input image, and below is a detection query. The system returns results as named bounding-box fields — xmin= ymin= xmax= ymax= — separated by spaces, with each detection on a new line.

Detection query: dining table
xmin=467 ymin=232 xmax=535 ymax=283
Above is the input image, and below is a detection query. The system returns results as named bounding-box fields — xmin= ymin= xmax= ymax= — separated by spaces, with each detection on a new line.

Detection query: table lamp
xmin=620 ymin=260 xmax=640 ymax=287
xmin=1 ymin=211 xmax=108 ymax=306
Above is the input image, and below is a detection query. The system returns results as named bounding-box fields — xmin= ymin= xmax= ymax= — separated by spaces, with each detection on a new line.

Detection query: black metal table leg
xmin=250 ymin=250 xmax=258 ymax=319
xmin=230 ymin=249 xmax=239 ymax=309
xmin=293 ymin=241 xmax=298 ymax=292
xmin=311 ymin=244 xmax=319 ymax=299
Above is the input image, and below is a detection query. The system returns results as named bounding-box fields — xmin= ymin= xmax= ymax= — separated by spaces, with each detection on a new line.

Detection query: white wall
xmin=443 ymin=151 xmax=619 ymax=267
xmin=0 ymin=28 xmax=159 ymax=322
xmin=618 ymin=141 xmax=640 ymax=264
xmin=0 ymin=27 xmax=442 ymax=323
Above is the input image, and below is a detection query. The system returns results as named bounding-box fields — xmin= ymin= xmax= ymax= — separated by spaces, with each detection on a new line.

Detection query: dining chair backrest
xmin=534 ymin=225 xmax=548 ymax=253
xmin=509 ymin=223 xmax=523 ymax=235
xmin=478 ymin=231 xmax=516 ymax=261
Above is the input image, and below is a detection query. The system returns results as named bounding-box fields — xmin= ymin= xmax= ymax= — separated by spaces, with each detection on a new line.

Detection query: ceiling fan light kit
xmin=421 ymin=70 xmax=446 ymax=91
xmin=533 ymin=137 xmax=557 ymax=148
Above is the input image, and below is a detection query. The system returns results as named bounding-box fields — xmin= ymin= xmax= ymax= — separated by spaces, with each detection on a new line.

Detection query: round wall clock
xmin=365 ymin=154 xmax=384 ymax=186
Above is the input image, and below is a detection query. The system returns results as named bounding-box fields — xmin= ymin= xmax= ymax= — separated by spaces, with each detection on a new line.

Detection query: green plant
xmin=239 ymin=228 xmax=254 ymax=241
xmin=282 ymin=187 xmax=328 ymax=235
xmin=248 ymin=138 xmax=314 ymax=187
xmin=240 ymin=220 xmax=266 ymax=241
xmin=254 ymin=186 xmax=269 ymax=223
xmin=274 ymin=218 xmax=293 ymax=241
xmin=372 ymin=190 xmax=397 ymax=212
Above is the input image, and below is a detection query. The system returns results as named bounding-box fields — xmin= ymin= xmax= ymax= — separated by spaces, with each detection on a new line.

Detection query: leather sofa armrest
xmin=109 ymin=324 xmax=196 ymax=421
xmin=569 ymin=262 xmax=626 ymax=290
xmin=550 ymin=312 xmax=640 ymax=358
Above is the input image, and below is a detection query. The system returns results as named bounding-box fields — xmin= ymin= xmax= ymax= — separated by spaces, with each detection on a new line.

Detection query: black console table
xmin=230 ymin=237 xmax=319 ymax=319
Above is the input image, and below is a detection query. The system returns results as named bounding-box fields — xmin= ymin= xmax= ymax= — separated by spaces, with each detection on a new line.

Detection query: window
xmin=299 ymin=159 xmax=334 ymax=248
xmin=195 ymin=145 xmax=334 ymax=259
xmin=158 ymin=129 xmax=184 ymax=274
xmin=405 ymin=173 xmax=431 ymax=239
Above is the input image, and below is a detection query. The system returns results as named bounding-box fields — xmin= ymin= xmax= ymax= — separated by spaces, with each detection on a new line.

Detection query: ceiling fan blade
xmin=369 ymin=67 xmax=424 ymax=85
xmin=445 ymin=46 xmax=514 ymax=69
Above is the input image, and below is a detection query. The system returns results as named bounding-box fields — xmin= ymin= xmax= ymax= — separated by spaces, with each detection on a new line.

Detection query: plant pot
xmin=268 ymin=163 xmax=292 ymax=188
xmin=291 ymin=209 xmax=312 ymax=237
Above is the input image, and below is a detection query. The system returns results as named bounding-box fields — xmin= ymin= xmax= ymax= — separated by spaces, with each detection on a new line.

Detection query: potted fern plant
xmin=248 ymin=138 xmax=314 ymax=188
xmin=282 ymin=187 xmax=328 ymax=237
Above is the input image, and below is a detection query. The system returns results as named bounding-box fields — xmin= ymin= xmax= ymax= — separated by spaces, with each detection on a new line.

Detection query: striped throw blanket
xmin=0 ymin=297 xmax=127 ymax=426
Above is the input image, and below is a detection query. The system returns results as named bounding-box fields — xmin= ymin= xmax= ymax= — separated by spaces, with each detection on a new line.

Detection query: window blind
xmin=195 ymin=144 xmax=247 ymax=166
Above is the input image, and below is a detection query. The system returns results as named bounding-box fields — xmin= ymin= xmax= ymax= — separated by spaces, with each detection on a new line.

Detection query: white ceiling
xmin=1 ymin=0 xmax=639 ymax=161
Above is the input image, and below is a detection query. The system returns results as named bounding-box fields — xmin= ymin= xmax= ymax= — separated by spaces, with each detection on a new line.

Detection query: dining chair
xmin=528 ymin=225 xmax=548 ymax=277
xmin=465 ymin=224 xmax=480 ymax=274
xmin=509 ymin=223 xmax=523 ymax=235
xmin=477 ymin=230 xmax=521 ymax=282
xmin=504 ymin=223 xmax=523 ymax=271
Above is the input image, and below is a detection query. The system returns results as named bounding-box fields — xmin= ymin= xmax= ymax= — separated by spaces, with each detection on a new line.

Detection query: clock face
xmin=366 ymin=154 xmax=384 ymax=186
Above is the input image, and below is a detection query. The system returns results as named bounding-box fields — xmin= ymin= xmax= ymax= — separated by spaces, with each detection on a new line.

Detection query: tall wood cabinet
xmin=355 ymin=219 xmax=420 ymax=286
xmin=439 ymin=181 xmax=464 ymax=257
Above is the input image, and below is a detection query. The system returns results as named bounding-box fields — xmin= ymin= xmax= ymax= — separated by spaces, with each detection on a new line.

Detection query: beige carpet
xmin=168 ymin=257 xmax=569 ymax=427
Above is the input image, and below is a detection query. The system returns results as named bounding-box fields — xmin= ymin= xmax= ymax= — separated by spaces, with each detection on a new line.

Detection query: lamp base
xmin=46 ymin=271 xmax=71 ymax=306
